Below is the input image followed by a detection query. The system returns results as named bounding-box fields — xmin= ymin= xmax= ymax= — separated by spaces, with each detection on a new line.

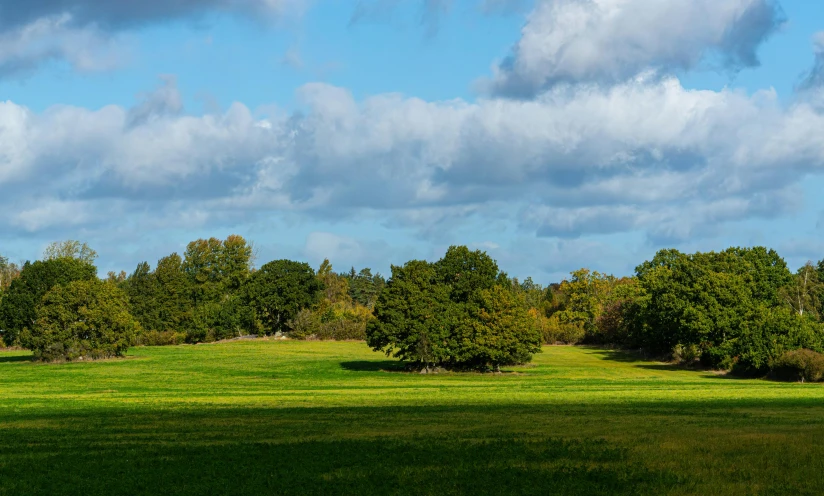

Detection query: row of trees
xmin=2 ymin=240 xmax=824 ymax=377
xmin=0 ymin=238 xmax=386 ymax=357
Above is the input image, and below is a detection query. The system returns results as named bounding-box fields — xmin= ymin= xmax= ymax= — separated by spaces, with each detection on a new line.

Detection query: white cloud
xmin=485 ymin=0 xmax=783 ymax=97
xmin=2 ymin=73 xmax=824 ymax=247
xmin=0 ymin=14 xmax=123 ymax=76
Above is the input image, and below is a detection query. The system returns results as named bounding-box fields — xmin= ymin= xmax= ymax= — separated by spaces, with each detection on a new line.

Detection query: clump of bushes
xmin=530 ymin=310 xmax=585 ymax=345
xmin=672 ymin=343 xmax=702 ymax=365
xmin=134 ymin=330 xmax=187 ymax=346
xmin=288 ymin=302 xmax=373 ymax=341
xmin=771 ymin=349 xmax=824 ymax=382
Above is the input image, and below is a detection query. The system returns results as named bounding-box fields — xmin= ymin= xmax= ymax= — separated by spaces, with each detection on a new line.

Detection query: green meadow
xmin=1 ymin=341 xmax=823 ymax=495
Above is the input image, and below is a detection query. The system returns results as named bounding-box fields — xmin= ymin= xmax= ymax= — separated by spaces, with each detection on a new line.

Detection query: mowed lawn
xmin=1 ymin=341 xmax=823 ymax=495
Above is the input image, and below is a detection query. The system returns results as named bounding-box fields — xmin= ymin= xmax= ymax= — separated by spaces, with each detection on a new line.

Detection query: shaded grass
xmin=1 ymin=341 xmax=823 ymax=495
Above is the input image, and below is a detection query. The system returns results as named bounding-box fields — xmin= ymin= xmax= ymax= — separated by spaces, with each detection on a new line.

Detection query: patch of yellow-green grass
xmin=1 ymin=341 xmax=822 ymax=495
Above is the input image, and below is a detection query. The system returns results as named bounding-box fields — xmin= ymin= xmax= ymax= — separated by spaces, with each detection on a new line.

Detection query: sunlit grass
xmin=1 ymin=341 xmax=823 ymax=495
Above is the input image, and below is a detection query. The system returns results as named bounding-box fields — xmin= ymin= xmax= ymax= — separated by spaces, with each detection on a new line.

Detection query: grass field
xmin=1 ymin=340 xmax=823 ymax=495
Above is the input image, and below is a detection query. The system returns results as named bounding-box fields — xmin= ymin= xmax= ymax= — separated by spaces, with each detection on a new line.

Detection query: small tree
xmin=22 ymin=280 xmax=140 ymax=361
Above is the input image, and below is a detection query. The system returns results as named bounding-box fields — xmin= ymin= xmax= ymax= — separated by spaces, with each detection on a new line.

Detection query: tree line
xmin=1 ymin=239 xmax=823 ymax=379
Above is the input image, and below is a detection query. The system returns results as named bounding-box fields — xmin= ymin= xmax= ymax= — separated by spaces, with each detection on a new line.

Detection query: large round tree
xmin=22 ymin=279 xmax=140 ymax=362
xmin=367 ymin=246 xmax=542 ymax=371
xmin=0 ymin=258 xmax=98 ymax=346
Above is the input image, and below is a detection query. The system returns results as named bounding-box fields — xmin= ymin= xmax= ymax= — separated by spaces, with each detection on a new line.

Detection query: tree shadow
xmin=587 ymin=348 xmax=753 ymax=379
xmin=586 ymin=348 xmax=654 ymax=363
xmin=0 ymin=355 xmax=32 ymax=363
xmin=340 ymin=360 xmax=407 ymax=373
xmin=632 ymin=364 xmax=692 ymax=373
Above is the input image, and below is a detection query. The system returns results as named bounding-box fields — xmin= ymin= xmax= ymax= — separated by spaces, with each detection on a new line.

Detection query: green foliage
xmin=367 ymin=260 xmax=455 ymax=368
xmin=21 ymin=279 xmax=139 ymax=361
xmin=771 ymin=349 xmax=824 ymax=382
xmin=286 ymin=261 xmax=376 ymax=341
xmin=154 ymin=253 xmax=193 ymax=332
xmin=0 ymin=258 xmax=98 ymax=346
xmin=243 ymin=259 xmax=323 ymax=334
xmin=532 ymin=312 xmax=586 ymax=344
xmin=630 ymin=247 xmax=823 ymax=372
xmin=435 ymin=245 xmax=500 ymax=303
xmin=368 ymin=247 xmax=542 ymax=371
xmin=290 ymin=303 xmax=375 ymax=341
xmin=125 ymin=261 xmax=161 ymax=332
xmin=345 ymin=267 xmax=386 ymax=309
xmin=186 ymin=295 xmax=260 ymax=343
xmin=183 ymin=235 xmax=253 ymax=305
xmin=133 ymin=329 xmax=186 ymax=346
xmin=457 ymin=285 xmax=542 ymax=369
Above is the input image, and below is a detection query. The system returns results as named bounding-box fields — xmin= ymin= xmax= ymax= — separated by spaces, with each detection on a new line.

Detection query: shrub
xmin=534 ymin=312 xmax=585 ymax=345
xmin=771 ymin=349 xmax=824 ymax=382
xmin=288 ymin=304 xmax=373 ymax=341
xmin=134 ymin=330 xmax=187 ymax=346
xmin=315 ymin=303 xmax=372 ymax=341
xmin=672 ymin=343 xmax=702 ymax=365
xmin=287 ymin=308 xmax=321 ymax=339
xmin=22 ymin=280 xmax=139 ymax=361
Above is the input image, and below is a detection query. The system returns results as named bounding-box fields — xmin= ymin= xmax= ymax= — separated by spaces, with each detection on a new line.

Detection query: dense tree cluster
xmin=533 ymin=247 xmax=824 ymax=377
xmin=0 ymin=237 xmax=386 ymax=359
xmin=2 ymin=239 xmax=824 ymax=379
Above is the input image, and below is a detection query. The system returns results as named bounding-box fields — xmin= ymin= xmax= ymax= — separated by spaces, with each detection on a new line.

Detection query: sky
xmin=1 ymin=0 xmax=823 ymax=283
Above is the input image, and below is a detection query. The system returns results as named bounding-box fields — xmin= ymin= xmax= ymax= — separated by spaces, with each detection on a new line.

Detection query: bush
xmin=672 ymin=343 xmax=702 ymax=365
xmin=286 ymin=308 xmax=321 ymax=339
xmin=287 ymin=304 xmax=373 ymax=341
xmin=21 ymin=280 xmax=139 ymax=361
xmin=771 ymin=349 xmax=824 ymax=382
xmin=534 ymin=312 xmax=585 ymax=345
xmin=134 ymin=330 xmax=187 ymax=346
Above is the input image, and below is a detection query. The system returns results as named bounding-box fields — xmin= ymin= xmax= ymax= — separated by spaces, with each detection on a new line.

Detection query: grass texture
xmin=1 ymin=341 xmax=823 ymax=495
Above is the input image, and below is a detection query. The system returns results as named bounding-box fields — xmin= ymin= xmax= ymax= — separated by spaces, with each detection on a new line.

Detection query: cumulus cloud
xmin=486 ymin=0 xmax=784 ymax=97
xmin=3 ymin=71 xmax=824 ymax=251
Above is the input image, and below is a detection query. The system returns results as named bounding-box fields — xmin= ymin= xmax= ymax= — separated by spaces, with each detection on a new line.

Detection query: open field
xmin=1 ymin=341 xmax=823 ymax=495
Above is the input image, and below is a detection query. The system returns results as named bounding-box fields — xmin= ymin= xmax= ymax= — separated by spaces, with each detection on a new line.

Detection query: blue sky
xmin=0 ymin=0 xmax=823 ymax=283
